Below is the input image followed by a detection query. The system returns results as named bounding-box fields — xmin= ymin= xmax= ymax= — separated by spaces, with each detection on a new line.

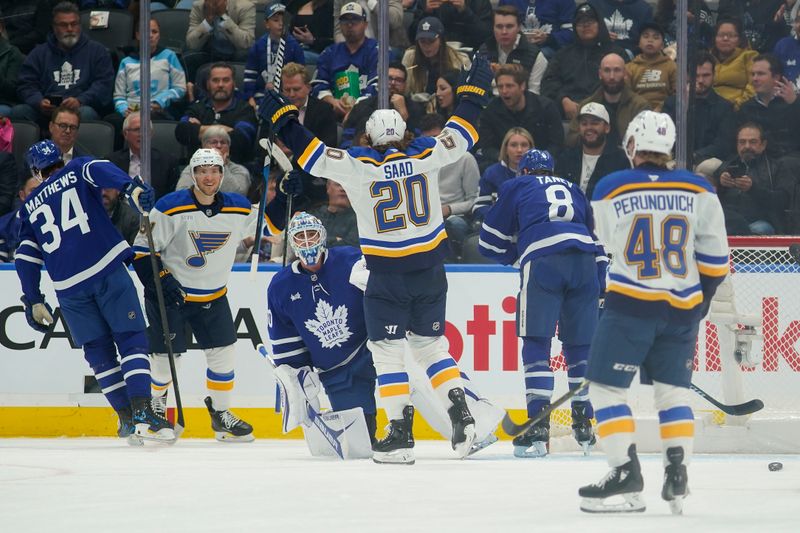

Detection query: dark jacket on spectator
xmin=176 ymin=96 xmax=258 ymax=165
xmin=108 ymin=147 xmax=179 ymax=200
xmin=410 ymin=0 xmax=494 ymax=50
xmin=498 ymin=0 xmax=576 ymax=49
xmin=0 ymin=38 xmax=24 ymax=107
xmin=303 ymin=96 xmax=339 ymax=148
xmin=718 ymin=0 xmax=788 ymax=52
xmin=307 ymin=204 xmax=360 ymax=248
xmin=478 ymin=91 xmax=564 ymax=164
xmin=664 ymin=87 xmax=736 ymax=162
xmin=555 ymin=141 xmax=630 ymax=200
xmin=0 ymin=152 xmax=17 ymax=216
xmin=588 ymin=0 xmax=653 ymax=58
xmin=288 ymin=0 xmax=334 ymax=55
xmin=342 ymin=94 xmax=425 ymax=147
xmin=3 ymin=0 xmax=63 ymax=55
xmin=737 ymin=95 xmax=800 ymax=158
xmin=17 ymin=32 xmax=115 ymax=113
xmin=109 ymin=199 xmax=140 ymax=245
xmin=478 ymin=32 xmax=544 ymax=79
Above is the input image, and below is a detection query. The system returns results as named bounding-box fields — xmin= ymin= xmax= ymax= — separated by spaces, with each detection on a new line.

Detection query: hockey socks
xmin=113 ymin=330 xmax=152 ymax=398
xmin=521 ymin=337 xmax=553 ymax=418
xmin=84 ymin=336 xmax=129 ymax=412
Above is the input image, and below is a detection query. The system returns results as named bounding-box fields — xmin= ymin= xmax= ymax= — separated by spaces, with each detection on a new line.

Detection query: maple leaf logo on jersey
xmin=605 ymin=10 xmax=633 ymax=40
xmin=186 ymin=231 xmax=230 ymax=267
xmin=304 ymin=299 xmax=352 ymax=349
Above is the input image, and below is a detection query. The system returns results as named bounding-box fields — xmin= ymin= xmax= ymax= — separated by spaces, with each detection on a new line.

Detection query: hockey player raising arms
xmin=132 ymin=148 xmax=287 ymax=442
xmin=259 ymin=57 xmax=495 ymax=464
xmin=479 ymin=149 xmax=607 ymax=458
xmin=15 ymin=140 xmax=174 ymax=444
xmin=580 ymin=111 xmax=729 ymax=514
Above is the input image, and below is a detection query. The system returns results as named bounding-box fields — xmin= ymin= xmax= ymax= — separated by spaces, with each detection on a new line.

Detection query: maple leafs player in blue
xmin=259 ymin=56 xmax=496 ymax=464
xmin=132 ymin=148 xmax=287 ymax=443
xmin=579 ymin=111 xmax=729 ymax=514
xmin=479 ymin=148 xmax=607 ymax=458
xmin=15 ymin=140 xmax=175 ymax=444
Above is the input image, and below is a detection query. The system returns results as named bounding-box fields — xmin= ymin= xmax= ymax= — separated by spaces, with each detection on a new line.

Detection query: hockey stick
xmin=250 ymin=37 xmax=287 ymax=279
xmin=502 ymin=381 xmax=590 ymax=437
xmin=689 ymin=383 xmax=764 ymax=416
xmin=142 ymin=212 xmax=185 ymax=437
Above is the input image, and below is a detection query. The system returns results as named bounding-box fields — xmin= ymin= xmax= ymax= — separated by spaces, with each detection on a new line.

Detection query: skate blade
xmin=125 ymin=434 xmax=144 ymax=447
xmin=372 ymin=448 xmax=415 ymax=465
xmin=513 ymin=441 xmax=548 ymax=458
xmin=453 ymin=424 xmax=476 ymax=459
xmin=135 ymin=424 xmax=177 ymax=444
xmin=668 ymin=496 xmax=684 ymax=515
xmin=580 ymin=493 xmax=646 ymax=514
xmin=468 ymin=433 xmax=498 ymax=456
xmin=214 ymin=431 xmax=255 ymax=443
xmin=579 ymin=441 xmax=594 ymax=456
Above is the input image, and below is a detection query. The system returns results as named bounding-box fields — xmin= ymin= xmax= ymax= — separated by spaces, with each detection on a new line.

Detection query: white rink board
xmin=0 ymin=265 xmax=798 ymax=415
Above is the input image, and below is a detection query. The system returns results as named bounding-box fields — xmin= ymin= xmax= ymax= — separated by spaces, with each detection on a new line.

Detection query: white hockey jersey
xmin=591 ymin=167 xmax=729 ymax=322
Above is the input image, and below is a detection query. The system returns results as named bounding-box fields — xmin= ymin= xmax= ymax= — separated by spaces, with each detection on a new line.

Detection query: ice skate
xmin=468 ymin=433 xmax=498 ymax=456
xmin=512 ymin=418 xmax=549 ymax=458
xmin=662 ymin=446 xmax=689 ymax=515
xmin=116 ymin=407 xmax=143 ymax=446
xmin=579 ymin=444 xmax=645 ymax=513
xmin=373 ymin=405 xmax=415 ymax=465
xmin=132 ymin=397 xmax=176 ymax=443
xmin=152 ymin=391 xmax=167 ymax=418
xmin=204 ymin=397 xmax=255 ymax=443
xmin=447 ymin=388 xmax=476 ymax=458
xmin=571 ymin=401 xmax=596 ymax=455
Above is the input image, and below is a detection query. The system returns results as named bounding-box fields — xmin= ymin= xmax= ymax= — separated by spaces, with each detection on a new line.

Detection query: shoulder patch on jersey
xmin=220 ymin=192 xmax=252 ymax=211
xmin=157 ymin=189 xmax=197 ymax=215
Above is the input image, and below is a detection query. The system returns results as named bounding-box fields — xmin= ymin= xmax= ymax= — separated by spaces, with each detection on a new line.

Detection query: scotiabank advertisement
xmin=0 ymin=265 xmax=798 ymax=413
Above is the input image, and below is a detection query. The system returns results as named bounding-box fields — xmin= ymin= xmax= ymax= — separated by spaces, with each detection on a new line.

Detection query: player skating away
xmin=267 ymin=212 xmax=505 ymax=458
xmin=581 ymin=111 xmax=729 ymax=514
xmin=132 ymin=148 xmax=287 ymax=442
xmin=15 ymin=140 xmax=174 ymax=444
xmin=259 ymin=57 xmax=495 ymax=464
xmin=478 ymin=149 xmax=607 ymax=458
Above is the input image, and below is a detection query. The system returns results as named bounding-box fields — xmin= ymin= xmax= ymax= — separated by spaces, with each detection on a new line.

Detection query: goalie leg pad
xmin=274 ymin=364 xmax=321 ymax=433
xmin=590 ymin=383 xmax=635 ymax=468
xmin=84 ymin=334 xmax=129 ymax=412
xmin=205 ymin=345 xmax=236 ymax=411
xmin=654 ymin=381 xmax=694 ymax=467
xmin=369 ymin=338 xmax=410 ymax=421
xmin=407 ymin=332 xmax=465 ymax=407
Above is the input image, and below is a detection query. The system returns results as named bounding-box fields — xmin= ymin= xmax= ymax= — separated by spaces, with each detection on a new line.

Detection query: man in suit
xmin=281 ymin=62 xmax=337 ymax=147
xmin=108 ymin=112 xmax=178 ymax=200
xmin=555 ymin=102 xmax=629 ymax=199
xmin=49 ymin=105 xmax=91 ymax=162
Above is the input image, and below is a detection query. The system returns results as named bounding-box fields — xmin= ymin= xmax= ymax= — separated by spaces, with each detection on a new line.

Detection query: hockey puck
xmin=768 ymin=462 xmax=783 ymax=471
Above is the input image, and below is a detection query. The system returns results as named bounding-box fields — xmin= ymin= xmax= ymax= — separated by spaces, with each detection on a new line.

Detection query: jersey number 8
xmin=30 ymin=188 xmax=91 ymax=253
xmin=624 ymin=214 xmax=688 ymax=279
xmin=371 ymin=175 xmax=431 ymax=232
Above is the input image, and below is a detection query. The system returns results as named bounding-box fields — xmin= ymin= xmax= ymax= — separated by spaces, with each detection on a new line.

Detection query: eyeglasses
xmin=388 ymin=76 xmax=406 ymax=84
xmin=54 ymin=122 xmax=79 ymax=132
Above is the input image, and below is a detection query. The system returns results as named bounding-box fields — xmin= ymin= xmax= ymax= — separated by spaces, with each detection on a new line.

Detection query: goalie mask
xmin=288 ymin=212 xmax=327 ymax=267
xmin=190 ymin=148 xmax=225 ymax=193
xmin=365 ymin=109 xmax=406 ymax=146
xmin=623 ymin=110 xmax=676 ymax=164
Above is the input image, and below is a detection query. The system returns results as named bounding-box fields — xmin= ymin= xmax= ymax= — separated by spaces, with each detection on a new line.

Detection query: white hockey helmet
xmin=365 ymin=109 xmax=406 ymax=146
xmin=190 ymin=148 xmax=225 ymax=192
xmin=288 ymin=212 xmax=327 ymax=267
xmin=623 ymin=110 xmax=676 ymax=163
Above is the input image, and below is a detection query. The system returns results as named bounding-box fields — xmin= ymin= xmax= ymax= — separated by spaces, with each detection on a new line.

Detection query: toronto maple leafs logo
xmin=304 ymin=299 xmax=352 ymax=349
xmin=605 ymin=10 xmax=633 ymax=41
xmin=422 ymin=21 xmax=430 ymax=31
xmin=186 ymin=231 xmax=230 ymax=267
xmin=53 ymin=61 xmax=81 ymax=90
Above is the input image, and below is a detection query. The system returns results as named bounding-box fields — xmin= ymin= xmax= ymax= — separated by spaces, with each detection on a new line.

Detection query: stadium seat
xmin=152 ymin=9 xmax=192 ymax=53
xmin=151 ymin=120 xmax=186 ymax=163
xmin=255 ymin=7 xmax=267 ymax=41
xmin=75 ymin=120 xmax=115 ymax=158
xmin=10 ymin=120 xmax=41 ymax=169
xmin=80 ymin=9 xmax=134 ymax=54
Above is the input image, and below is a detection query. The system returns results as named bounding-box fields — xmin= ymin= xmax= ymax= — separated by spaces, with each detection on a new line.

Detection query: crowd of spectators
xmin=1 ymin=0 xmax=800 ymax=264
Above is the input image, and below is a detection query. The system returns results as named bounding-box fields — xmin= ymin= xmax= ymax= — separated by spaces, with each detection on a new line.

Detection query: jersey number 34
xmin=30 ymin=188 xmax=91 ymax=253
xmin=624 ymin=214 xmax=688 ymax=279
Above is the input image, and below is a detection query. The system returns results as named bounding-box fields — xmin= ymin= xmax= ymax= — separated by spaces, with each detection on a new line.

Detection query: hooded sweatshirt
xmin=625 ymin=52 xmax=677 ymax=111
xmin=588 ymin=0 xmax=653 ymax=58
xmin=713 ymin=46 xmax=758 ymax=110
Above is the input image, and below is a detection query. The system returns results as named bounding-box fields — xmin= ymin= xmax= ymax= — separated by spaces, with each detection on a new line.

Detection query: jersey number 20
xmin=371 ymin=175 xmax=430 ymax=232
xmin=624 ymin=214 xmax=688 ymax=279
xmin=30 ymin=188 xmax=91 ymax=253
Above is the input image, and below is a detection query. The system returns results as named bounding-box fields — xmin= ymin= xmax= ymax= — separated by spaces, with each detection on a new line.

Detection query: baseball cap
xmin=416 ymin=17 xmax=444 ymax=41
xmin=339 ymin=2 xmax=367 ymax=20
xmin=264 ymin=2 xmax=286 ymax=19
xmin=639 ymin=21 xmax=665 ymax=39
xmin=574 ymin=3 xmax=600 ymax=23
xmin=579 ymin=102 xmax=610 ymax=123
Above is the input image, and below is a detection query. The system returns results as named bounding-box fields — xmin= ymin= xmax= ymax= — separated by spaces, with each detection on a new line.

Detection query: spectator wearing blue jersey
xmin=15 ymin=139 xmax=175 ymax=443
xmin=242 ymin=2 xmax=305 ymax=108
xmin=773 ymin=10 xmax=800 ymax=93
xmin=10 ymin=2 xmax=115 ymax=126
xmin=499 ymin=0 xmax=576 ymax=58
xmin=588 ymin=0 xmax=654 ymax=60
xmin=311 ymin=2 xmax=379 ymax=119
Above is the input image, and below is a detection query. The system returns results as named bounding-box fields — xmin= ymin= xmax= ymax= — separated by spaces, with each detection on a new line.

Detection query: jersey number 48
xmin=624 ymin=214 xmax=688 ymax=279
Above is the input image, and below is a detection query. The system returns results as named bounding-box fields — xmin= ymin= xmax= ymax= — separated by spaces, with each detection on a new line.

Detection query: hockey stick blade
xmin=502 ymin=381 xmax=590 ymax=437
xmin=789 ymin=243 xmax=800 ymax=266
xmin=690 ymin=383 xmax=764 ymax=416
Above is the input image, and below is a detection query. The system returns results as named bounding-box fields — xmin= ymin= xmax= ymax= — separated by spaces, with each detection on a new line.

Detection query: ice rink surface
xmin=0 ymin=438 xmax=796 ymax=533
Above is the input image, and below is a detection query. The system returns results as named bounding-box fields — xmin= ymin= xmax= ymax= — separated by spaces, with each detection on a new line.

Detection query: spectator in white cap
xmin=333 ymin=0 xmax=409 ymax=56
xmin=310 ymin=2 xmax=379 ymax=119
xmin=555 ymin=101 xmax=630 ymax=198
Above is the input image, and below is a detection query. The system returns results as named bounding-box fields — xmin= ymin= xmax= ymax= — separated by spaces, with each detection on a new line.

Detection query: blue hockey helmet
xmin=288 ymin=212 xmax=327 ymax=267
xmin=26 ymin=139 xmax=62 ymax=173
xmin=518 ymin=149 xmax=554 ymax=175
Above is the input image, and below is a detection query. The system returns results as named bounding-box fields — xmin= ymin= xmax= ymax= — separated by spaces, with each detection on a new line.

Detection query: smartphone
xmin=46 ymin=95 xmax=64 ymax=106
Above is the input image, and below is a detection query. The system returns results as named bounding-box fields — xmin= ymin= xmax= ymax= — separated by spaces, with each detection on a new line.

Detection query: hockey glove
xmin=158 ymin=269 xmax=186 ymax=309
xmin=258 ymin=90 xmax=299 ymax=135
xmin=123 ymin=177 xmax=155 ymax=214
xmin=21 ymin=295 xmax=54 ymax=333
xmin=278 ymin=169 xmax=306 ymax=197
xmin=456 ymin=56 xmax=493 ymax=108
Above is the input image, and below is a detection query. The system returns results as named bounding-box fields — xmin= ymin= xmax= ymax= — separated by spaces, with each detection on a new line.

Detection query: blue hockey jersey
xmin=310 ymin=39 xmax=378 ymax=100
xmin=243 ymin=34 xmax=305 ymax=102
xmin=473 ymin=161 xmax=516 ymax=219
xmin=479 ymin=174 xmax=606 ymax=274
xmin=15 ymin=158 xmax=135 ymax=300
xmin=267 ymin=246 xmax=370 ymax=375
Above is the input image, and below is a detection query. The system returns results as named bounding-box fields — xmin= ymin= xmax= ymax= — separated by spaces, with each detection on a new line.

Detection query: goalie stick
xmin=689 ymin=383 xmax=764 ymax=416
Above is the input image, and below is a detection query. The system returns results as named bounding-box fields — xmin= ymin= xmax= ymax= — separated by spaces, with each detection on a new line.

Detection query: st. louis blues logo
xmin=186 ymin=231 xmax=230 ymax=267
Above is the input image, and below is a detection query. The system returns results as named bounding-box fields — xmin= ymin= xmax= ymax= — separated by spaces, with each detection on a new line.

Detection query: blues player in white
xmin=580 ymin=111 xmax=729 ymax=514
xmin=268 ymin=212 xmax=506 ymax=458
xmin=15 ymin=140 xmax=174 ymax=444
xmin=132 ymin=148 xmax=287 ymax=442
xmin=479 ymin=149 xmax=607 ymax=458
xmin=258 ymin=57 xmax=496 ymax=464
